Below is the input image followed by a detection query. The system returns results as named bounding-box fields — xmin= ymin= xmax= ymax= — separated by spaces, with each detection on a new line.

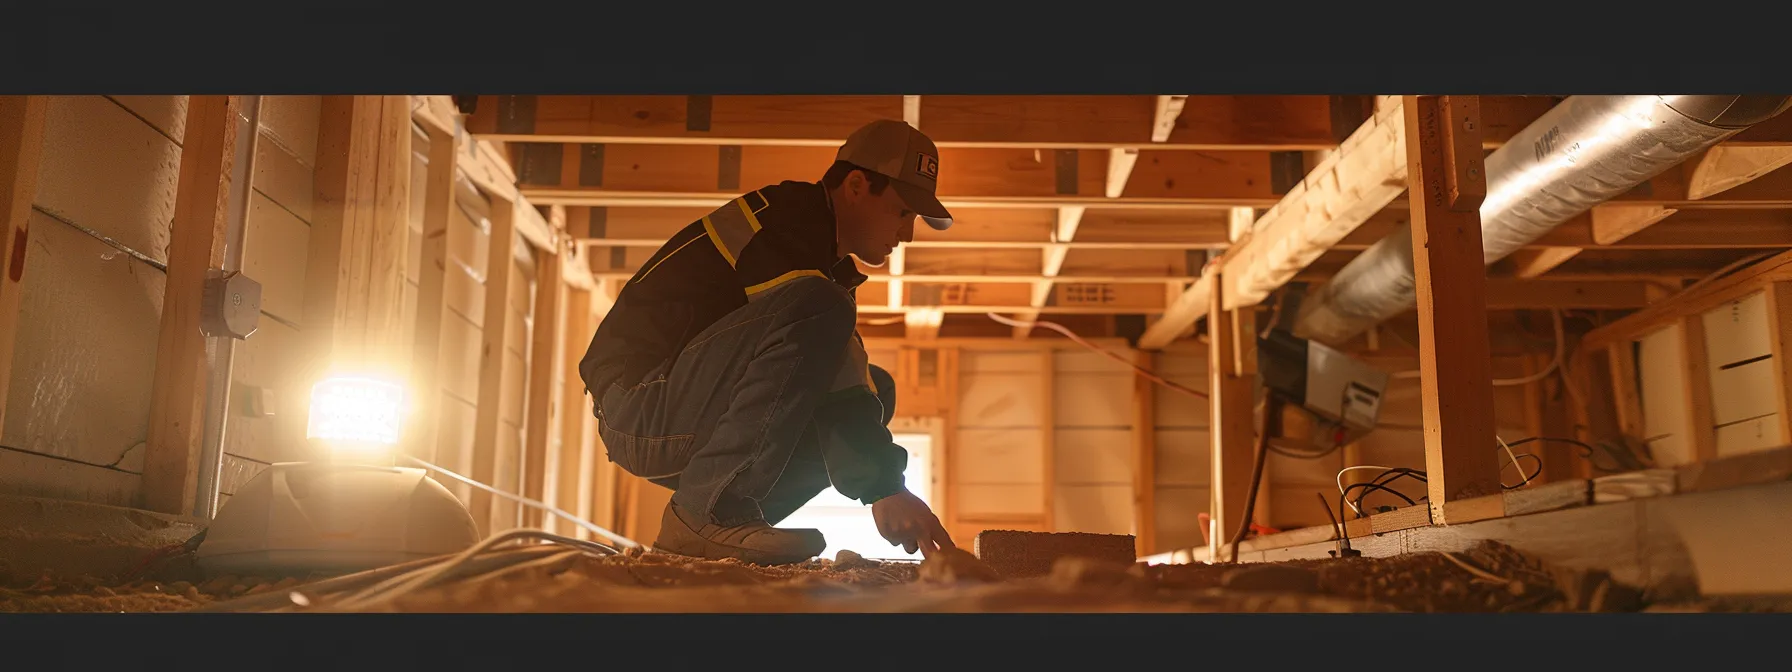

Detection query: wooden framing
xmin=468 ymin=194 xmax=520 ymax=534
xmin=0 ymin=97 xmax=47 ymax=433
xmin=1207 ymin=273 xmax=1256 ymax=559
xmin=142 ymin=96 xmax=240 ymax=514
xmin=1151 ymin=442 xmax=1792 ymax=566
xmin=1130 ymin=349 xmax=1157 ymax=556
xmin=406 ymin=113 xmax=460 ymax=463
xmin=1680 ymin=315 xmax=1718 ymax=462
xmin=521 ymin=242 xmax=564 ymax=529
xmin=1039 ymin=349 xmax=1057 ymax=531
xmin=1402 ymin=95 xmax=1502 ymax=519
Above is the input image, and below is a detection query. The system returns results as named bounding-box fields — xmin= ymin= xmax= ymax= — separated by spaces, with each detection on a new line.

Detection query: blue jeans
xmin=594 ymin=277 xmax=892 ymax=528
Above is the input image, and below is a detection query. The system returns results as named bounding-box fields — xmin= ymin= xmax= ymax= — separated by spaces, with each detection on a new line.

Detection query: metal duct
xmin=1293 ymin=95 xmax=1792 ymax=344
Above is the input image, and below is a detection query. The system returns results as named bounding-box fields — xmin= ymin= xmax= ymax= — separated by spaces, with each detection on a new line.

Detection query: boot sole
xmin=653 ymin=529 xmax=818 ymax=566
xmin=654 ymin=510 xmax=822 ymax=566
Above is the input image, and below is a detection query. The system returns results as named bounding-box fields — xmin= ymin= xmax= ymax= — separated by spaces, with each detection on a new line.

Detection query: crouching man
xmin=578 ymin=120 xmax=957 ymax=565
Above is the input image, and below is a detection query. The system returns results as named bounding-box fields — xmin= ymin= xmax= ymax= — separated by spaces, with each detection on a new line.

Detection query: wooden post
xmin=1131 ymin=349 xmax=1157 ymax=557
xmin=142 ymin=96 xmax=240 ymax=514
xmin=1764 ymin=283 xmax=1792 ymax=445
xmin=560 ymin=284 xmax=596 ymax=537
xmin=1403 ymin=95 xmax=1502 ymax=520
xmin=304 ymin=96 xmax=413 ymax=437
xmin=1207 ymin=272 xmax=1257 ymax=558
xmin=1607 ymin=342 xmax=1645 ymax=439
xmin=522 ymin=246 xmax=564 ymax=529
xmin=0 ymin=97 xmax=47 ymax=433
xmin=939 ymin=347 xmax=960 ymax=530
xmin=407 ymin=121 xmax=459 ymax=463
xmin=1680 ymin=315 xmax=1718 ymax=462
xmin=469 ymin=196 xmax=520 ymax=534
xmin=1039 ymin=349 xmax=1057 ymax=531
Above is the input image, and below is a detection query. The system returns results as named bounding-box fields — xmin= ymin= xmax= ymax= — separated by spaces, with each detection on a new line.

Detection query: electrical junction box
xmin=201 ymin=270 xmax=262 ymax=339
xmin=1257 ymin=329 xmax=1390 ymax=451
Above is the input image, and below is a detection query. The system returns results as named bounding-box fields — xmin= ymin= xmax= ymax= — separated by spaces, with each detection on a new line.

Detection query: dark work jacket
xmin=578 ymin=181 xmax=907 ymax=504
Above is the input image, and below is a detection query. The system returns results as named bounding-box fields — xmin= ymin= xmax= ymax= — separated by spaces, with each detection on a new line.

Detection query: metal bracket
xmin=201 ymin=270 xmax=262 ymax=339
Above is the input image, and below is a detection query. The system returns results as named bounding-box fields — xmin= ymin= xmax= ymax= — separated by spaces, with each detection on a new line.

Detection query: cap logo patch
xmin=915 ymin=152 xmax=939 ymax=181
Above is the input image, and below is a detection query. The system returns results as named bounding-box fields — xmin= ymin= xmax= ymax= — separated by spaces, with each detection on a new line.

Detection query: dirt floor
xmin=8 ymin=538 xmax=1784 ymax=614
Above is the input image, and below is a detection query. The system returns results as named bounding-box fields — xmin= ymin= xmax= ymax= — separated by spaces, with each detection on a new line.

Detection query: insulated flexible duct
xmin=1293 ymin=95 xmax=1792 ymax=344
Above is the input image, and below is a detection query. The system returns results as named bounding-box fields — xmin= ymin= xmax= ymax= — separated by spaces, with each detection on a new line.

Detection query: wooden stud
xmin=1040 ymin=349 xmax=1057 ymax=531
xmin=939 ymin=347 xmax=961 ymax=532
xmin=469 ymin=195 xmax=520 ymax=535
xmin=0 ymin=97 xmax=47 ymax=433
xmin=1403 ymin=95 xmax=1502 ymax=520
xmin=305 ymin=96 xmax=413 ymax=389
xmin=1607 ymin=343 xmax=1644 ymax=439
xmin=407 ymin=122 xmax=460 ymax=463
xmin=1208 ymin=272 xmax=1257 ymax=558
xmin=521 ymin=247 xmax=564 ymax=529
xmin=559 ymin=284 xmax=595 ymax=536
xmin=142 ymin=96 xmax=241 ymax=514
xmin=1766 ymin=283 xmax=1792 ymax=445
xmin=1680 ymin=315 xmax=1718 ymax=463
xmin=1131 ymin=349 xmax=1157 ymax=556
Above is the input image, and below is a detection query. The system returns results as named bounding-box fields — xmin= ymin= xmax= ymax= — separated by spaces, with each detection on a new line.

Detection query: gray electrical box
xmin=1258 ymin=330 xmax=1390 ymax=451
xmin=201 ymin=270 xmax=262 ymax=339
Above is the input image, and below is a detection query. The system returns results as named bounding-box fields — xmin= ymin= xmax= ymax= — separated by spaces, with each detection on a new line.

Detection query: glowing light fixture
xmin=307 ymin=376 xmax=407 ymax=460
xmin=198 ymin=373 xmax=477 ymax=577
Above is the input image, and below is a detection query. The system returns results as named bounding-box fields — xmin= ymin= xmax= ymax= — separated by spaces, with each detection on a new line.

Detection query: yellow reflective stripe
xmin=736 ymin=196 xmax=764 ymax=233
xmin=702 ymin=216 xmax=737 ymax=267
xmin=633 ymin=233 xmax=703 ymax=283
xmin=745 ymin=269 xmax=826 ymax=296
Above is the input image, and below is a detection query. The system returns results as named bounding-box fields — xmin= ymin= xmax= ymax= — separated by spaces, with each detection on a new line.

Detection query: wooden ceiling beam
xmin=1137 ymin=96 xmax=1412 ymax=350
xmin=837 ymin=277 xmax=1659 ymax=316
xmin=510 ymin=143 xmax=1285 ymax=206
xmin=467 ymin=95 xmax=1559 ymax=151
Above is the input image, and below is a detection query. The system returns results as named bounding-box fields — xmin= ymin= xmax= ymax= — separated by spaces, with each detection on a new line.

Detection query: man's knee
xmin=869 ymin=364 xmax=896 ymax=425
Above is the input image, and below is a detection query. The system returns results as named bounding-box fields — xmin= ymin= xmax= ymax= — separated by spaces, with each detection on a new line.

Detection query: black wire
xmin=1344 ymin=481 xmax=1415 ymax=510
xmin=1348 ymin=468 xmax=1427 ymax=517
xmin=1500 ymin=453 xmax=1544 ymax=490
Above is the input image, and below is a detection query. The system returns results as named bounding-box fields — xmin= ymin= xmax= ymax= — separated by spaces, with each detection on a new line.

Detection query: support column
xmin=407 ymin=118 xmax=460 ymax=465
xmin=1207 ymin=272 xmax=1257 ymax=559
xmin=143 ymin=96 xmax=240 ymax=514
xmin=470 ymin=195 xmax=520 ymax=534
xmin=1131 ymin=349 xmax=1157 ymax=557
xmin=1403 ymin=95 xmax=1501 ymax=521
xmin=0 ymin=97 xmax=47 ymax=433
xmin=523 ymin=245 xmax=564 ymax=529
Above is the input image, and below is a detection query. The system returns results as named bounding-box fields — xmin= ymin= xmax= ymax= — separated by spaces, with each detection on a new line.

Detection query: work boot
xmin=652 ymin=502 xmax=826 ymax=566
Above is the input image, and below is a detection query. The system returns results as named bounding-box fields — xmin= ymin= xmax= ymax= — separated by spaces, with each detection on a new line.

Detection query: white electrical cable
xmin=404 ymin=456 xmax=644 ymax=550
xmin=1496 ymin=434 xmax=1536 ymax=489
xmin=1335 ymin=465 xmax=1398 ymax=516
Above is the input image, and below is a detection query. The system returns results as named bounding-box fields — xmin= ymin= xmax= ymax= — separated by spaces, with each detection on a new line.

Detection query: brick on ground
xmin=972 ymin=530 xmax=1137 ymax=579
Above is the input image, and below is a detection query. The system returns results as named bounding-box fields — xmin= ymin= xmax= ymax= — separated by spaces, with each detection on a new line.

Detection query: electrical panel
xmin=1258 ymin=330 xmax=1391 ymax=451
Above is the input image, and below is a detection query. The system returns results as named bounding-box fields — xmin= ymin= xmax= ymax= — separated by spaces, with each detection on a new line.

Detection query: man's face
xmin=834 ymin=170 xmax=917 ymax=267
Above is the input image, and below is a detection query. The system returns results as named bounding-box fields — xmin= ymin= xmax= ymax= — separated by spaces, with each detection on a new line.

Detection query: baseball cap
xmin=835 ymin=119 xmax=954 ymax=231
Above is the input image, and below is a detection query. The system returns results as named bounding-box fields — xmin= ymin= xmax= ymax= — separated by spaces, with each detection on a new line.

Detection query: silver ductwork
xmin=1293 ymin=95 xmax=1792 ymax=344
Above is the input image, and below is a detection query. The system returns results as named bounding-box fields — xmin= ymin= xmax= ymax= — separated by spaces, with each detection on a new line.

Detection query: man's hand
xmin=870 ymin=488 xmax=955 ymax=557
